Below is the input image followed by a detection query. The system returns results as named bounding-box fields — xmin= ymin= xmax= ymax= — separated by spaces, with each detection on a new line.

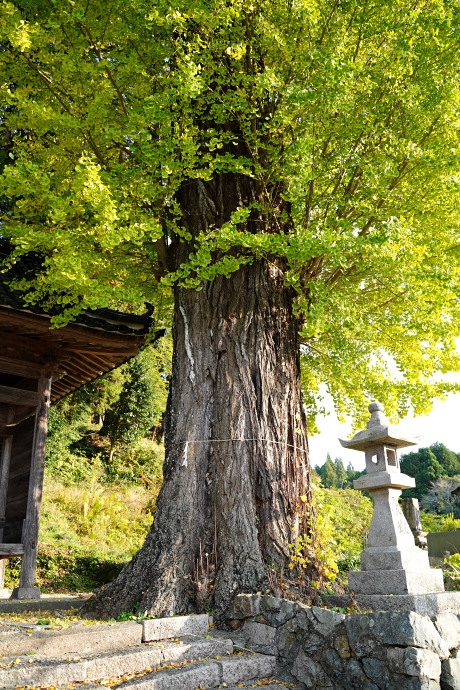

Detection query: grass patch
xmin=4 ymin=441 xmax=163 ymax=593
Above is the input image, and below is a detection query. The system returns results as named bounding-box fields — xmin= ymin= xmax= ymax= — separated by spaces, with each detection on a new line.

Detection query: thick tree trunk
xmin=84 ymin=258 xmax=312 ymax=622
xmin=83 ymin=169 xmax=313 ymax=622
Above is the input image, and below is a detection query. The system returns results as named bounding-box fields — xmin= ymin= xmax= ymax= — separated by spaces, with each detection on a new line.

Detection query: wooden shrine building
xmin=0 ymin=246 xmax=158 ymax=599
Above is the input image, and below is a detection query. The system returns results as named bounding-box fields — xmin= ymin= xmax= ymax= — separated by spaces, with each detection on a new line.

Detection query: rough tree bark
xmin=83 ymin=174 xmax=313 ymax=623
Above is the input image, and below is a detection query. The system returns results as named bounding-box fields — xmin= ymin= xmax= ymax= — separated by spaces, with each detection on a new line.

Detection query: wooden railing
xmin=0 ymin=544 xmax=24 ymax=556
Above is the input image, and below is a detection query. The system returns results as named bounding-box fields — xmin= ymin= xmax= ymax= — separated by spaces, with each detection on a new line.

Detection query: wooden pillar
xmin=0 ymin=408 xmax=14 ymax=595
xmin=14 ymin=368 xmax=52 ymax=599
xmin=0 ymin=559 xmax=6 ymax=594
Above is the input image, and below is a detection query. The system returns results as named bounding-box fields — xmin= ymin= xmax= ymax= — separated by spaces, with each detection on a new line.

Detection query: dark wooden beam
xmin=88 ymin=353 xmax=119 ymax=370
xmin=0 ymin=405 xmax=12 ymax=426
xmin=0 ymin=558 xmax=5 ymax=589
xmin=0 ymin=544 xmax=24 ymax=556
xmin=0 ymin=308 xmax=146 ymax=410
xmin=50 ymin=380 xmax=68 ymax=394
xmin=0 ymin=385 xmax=39 ymax=406
xmin=61 ymin=346 xmax=138 ymax=355
xmin=0 ymin=309 xmax=55 ymax=334
xmin=0 ymin=356 xmax=43 ymax=379
xmin=11 ymin=405 xmax=36 ymax=426
xmin=0 ymin=309 xmax=145 ymax=348
xmin=61 ymin=372 xmax=88 ymax=388
xmin=0 ymin=327 xmax=61 ymax=358
xmin=70 ymin=356 xmax=104 ymax=378
xmin=0 ymin=433 xmax=13 ymax=532
xmin=51 ymin=367 xmax=68 ymax=382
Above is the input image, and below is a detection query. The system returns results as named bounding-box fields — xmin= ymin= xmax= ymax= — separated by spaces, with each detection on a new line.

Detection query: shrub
xmin=443 ymin=553 xmax=460 ymax=592
xmin=420 ymin=511 xmax=460 ymax=532
xmin=289 ymin=483 xmax=373 ymax=591
xmin=4 ymin=544 xmax=124 ymax=593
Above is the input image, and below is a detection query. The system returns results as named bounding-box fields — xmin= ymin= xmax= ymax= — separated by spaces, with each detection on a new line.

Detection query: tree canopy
xmin=401 ymin=442 xmax=460 ymax=499
xmin=2 ymin=0 xmax=460 ymax=430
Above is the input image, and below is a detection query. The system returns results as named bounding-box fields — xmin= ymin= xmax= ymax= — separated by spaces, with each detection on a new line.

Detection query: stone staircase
xmin=0 ymin=613 xmax=300 ymax=689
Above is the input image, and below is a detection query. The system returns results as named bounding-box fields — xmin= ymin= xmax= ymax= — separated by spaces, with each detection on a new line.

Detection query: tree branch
xmin=75 ymin=21 xmax=129 ymax=119
xmin=18 ymin=50 xmax=109 ymax=169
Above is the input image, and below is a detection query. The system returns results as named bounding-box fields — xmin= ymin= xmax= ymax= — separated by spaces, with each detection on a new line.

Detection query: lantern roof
xmin=339 ymin=402 xmax=418 ymax=452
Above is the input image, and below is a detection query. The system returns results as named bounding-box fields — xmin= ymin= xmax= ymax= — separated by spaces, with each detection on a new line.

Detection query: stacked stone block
xmin=231 ymin=593 xmax=460 ymax=689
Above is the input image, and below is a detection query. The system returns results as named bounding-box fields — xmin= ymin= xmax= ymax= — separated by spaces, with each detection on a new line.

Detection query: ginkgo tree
xmin=2 ymin=0 xmax=460 ymax=620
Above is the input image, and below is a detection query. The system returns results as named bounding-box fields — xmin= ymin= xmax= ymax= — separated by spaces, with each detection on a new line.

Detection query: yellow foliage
xmin=289 ymin=482 xmax=373 ymax=589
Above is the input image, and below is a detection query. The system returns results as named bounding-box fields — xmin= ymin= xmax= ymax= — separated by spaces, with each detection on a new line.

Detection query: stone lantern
xmin=339 ymin=402 xmax=444 ymax=597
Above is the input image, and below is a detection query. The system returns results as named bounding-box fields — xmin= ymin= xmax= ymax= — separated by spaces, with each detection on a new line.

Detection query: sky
xmin=308 ymin=389 xmax=460 ymax=473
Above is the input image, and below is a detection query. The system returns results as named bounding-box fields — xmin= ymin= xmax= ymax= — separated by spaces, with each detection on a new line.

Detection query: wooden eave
xmin=0 ymin=306 xmax=148 ymax=430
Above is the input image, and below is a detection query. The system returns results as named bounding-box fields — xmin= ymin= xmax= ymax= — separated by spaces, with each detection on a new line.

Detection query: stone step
xmin=0 ymin=594 xmax=88 ymax=614
xmin=0 ymin=620 xmax=142 ymax=659
xmin=212 ymin=685 xmax=303 ymax=689
xmin=113 ymin=653 xmax=276 ymax=689
xmin=84 ymin=681 xmax=301 ymax=690
xmin=0 ymin=613 xmax=210 ymax=658
xmin=84 ymin=676 xmax=304 ymax=690
xmin=142 ymin=613 xmax=210 ymax=641
xmin=0 ymin=635 xmax=233 ymax=689
xmin=207 ymin=669 xmax=307 ymax=689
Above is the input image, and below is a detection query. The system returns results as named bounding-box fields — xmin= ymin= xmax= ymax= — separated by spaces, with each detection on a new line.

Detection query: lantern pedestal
xmin=325 ymin=592 xmax=460 ymax=616
xmin=348 ymin=569 xmax=444 ymax=596
xmin=348 ymin=472 xmax=444 ymax=595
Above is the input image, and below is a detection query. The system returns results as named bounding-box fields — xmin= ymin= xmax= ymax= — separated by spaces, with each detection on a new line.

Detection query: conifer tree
xmin=401 ymin=448 xmax=445 ymax=499
xmin=321 ymin=455 xmax=338 ymax=489
xmin=334 ymin=458 xmax=347 ymax=488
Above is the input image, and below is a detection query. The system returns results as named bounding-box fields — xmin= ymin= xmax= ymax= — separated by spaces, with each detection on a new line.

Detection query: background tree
xmin=46 ymin=338 xmax=171 ymax=482
xmin=334 ymin=458 xmax=347 ymax=489
xmin=401 ymin=443 xmax=460 ymax=499
xmin=430 ymin=443 xmax=460 ymax=478
xmin=316 ymin=454 xmax=337 ymax=488
xmin=83 ymin=370 xmax=126 ymax=427
xmin=101 ymin=347 xmax=170 ymax=463
xmin=402 ymin=448 xmax=444 ymax=498
xmin=315 ymin=456 xmax=361 ymax=489
xmin=346 ymin=461 xmax=362 ymax=486
xmin=420 ymin=477 xmax=460 ymax=519
xmin=2 ymin=1 xmax=460 ymax=620
xmin=46 ymin=392 xmax=95 ymax=479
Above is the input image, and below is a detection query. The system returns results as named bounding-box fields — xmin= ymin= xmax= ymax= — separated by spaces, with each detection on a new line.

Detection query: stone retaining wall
xmin=230 ymin=594 xmax=460 ymax=689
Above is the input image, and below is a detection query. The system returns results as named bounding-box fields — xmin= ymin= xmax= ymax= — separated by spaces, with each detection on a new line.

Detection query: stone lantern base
xmin=348 ymin=567 xmax=444 ymax=596
xmin=347 ymin=476 xmax=446 ymax=598
xmin=325 ymin=591 xmax=460 ymax=617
